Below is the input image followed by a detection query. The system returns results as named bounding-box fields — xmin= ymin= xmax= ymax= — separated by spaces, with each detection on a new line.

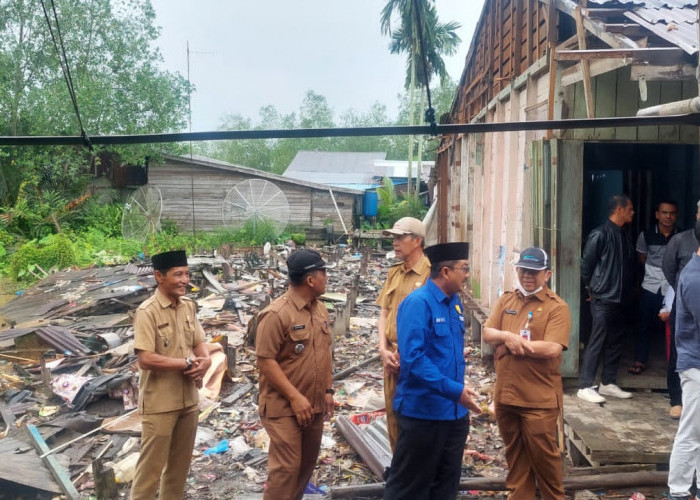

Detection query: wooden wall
xmin=454 ymin=0 xmax=549 ymax=123
xmin=563 ymin=65 xmax=698 ymax=143
xmin=148 ymin=160 xmax=357 ymax=232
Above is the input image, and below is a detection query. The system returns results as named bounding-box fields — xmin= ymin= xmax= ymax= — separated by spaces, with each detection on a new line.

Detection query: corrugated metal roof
xmin=0 ymin=325 xmax=91 ymax=355
xmin=587 ymin=0 xmax=698 ymax=54
xmin=283 ymin=151 xmax=433 ymax=187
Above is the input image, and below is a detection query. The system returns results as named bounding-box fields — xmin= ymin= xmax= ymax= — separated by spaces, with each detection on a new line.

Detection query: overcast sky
xmin=150 ymin=0 xmax=485 ymax=132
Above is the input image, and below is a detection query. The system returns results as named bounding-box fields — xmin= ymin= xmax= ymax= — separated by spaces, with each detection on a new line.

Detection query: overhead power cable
xmin=40 ymin=0 xmax=92 ymax=151
xmin=1 ymin=114 xmax=698 ymax=147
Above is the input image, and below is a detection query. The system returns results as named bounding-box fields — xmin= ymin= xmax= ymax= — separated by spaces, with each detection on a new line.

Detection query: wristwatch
xmin=325 ymin=388 xmax=335 ymax=395
xmin=185 ymin=357 xmax=194 ymax=370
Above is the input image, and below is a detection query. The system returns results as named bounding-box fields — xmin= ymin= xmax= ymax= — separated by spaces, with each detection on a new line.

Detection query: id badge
xmin=519 ymin=329 xmax=531 ymax=341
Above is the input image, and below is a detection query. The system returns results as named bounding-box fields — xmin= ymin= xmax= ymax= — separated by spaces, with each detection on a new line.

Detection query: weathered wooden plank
xmin=593 ymin=70 xmax=617 ymax=140
xmin=680 ymin=79 xmax=699 ymax=143
xmin=614 ymin=65 xmax=639 ymax=141
xmin=563 ymin=392 xmax=676 ymax=464
xmin=638 ymin=80 xmax=661 ymax=141
xmin=557 ymin=140 xmax=582 ymax=377
xmin=556 ymin=47 xmax=685 ymax=62
xmin=561 ymin=57 xmax=630 ymax=87
xmin=659 ymin=80 xmax=683 ymax=141
xmin=631 ymin=64 xmax=696 ymax=82
xmin=571 ymin=79 xmax=597 ymax=140
xmin=26 ymin=425 xmax=80 ymax=499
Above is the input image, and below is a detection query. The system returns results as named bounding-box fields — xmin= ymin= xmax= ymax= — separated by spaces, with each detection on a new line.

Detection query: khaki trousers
xmin=495 ymin=403 xmax=564 ymax=500
xmin=383 ymin=367 xmax=399 ymax=452
xmin=130 ymin=405 xmax=198 ymax=500
xmin=262 ymin=413 xmax=324 ymax=500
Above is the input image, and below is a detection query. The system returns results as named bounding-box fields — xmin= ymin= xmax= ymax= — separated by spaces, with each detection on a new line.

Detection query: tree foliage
xmin=0 ymin=0 xmax=191 ymax=209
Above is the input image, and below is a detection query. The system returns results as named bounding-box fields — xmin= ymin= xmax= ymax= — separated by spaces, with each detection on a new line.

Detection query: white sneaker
xmin=598 ymin=383 xmax=632 ymax=399
xmin=577 ymin=387 xmax=606 ymax=403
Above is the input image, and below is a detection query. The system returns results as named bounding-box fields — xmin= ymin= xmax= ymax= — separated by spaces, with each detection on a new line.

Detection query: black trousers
xmin=384 ymin=415 xmax=469 ymax=500
xmin=579 ymin=300 xmax=626 ymax=388
xmin=667 ymin=303 xmax=683 ymax=407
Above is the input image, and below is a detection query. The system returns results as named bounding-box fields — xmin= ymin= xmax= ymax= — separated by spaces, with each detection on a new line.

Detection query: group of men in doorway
xmin=127 ymin=193 xmax=699 ymax=499
xmin=576 ymin=193 xmax=700 ymax=500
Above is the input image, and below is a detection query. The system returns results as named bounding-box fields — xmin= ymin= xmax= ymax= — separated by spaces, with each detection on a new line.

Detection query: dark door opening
xmin=580 ymin=142 xmax=699 ymax=389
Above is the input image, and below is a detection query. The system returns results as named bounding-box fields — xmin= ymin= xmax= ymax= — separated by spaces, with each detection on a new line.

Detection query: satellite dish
xmin=122 ymin=185 xmax=163 ymax=241
xmin=222 ymin=179 xmax=289 ymax=237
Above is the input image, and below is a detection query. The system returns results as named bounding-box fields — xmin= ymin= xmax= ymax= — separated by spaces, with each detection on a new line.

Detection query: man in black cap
xmin=483 ymin=247 xmax=571 ymax=500
xmin=131 ymin=250 xmax=211 ymax=500
xmin=384 ymin=242 xmax=481 ymax=500
xmin=256 ymin=249 xmax=335 ymax=500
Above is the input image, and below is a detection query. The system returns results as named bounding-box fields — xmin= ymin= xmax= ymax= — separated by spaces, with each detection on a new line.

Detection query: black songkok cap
xmin=424 ymin=242 xmax=470 ymax=264
xmin=286 ymin=249 xmax=334 ymax=277
xmin=151 ymin=250 xmax=188 ymax=271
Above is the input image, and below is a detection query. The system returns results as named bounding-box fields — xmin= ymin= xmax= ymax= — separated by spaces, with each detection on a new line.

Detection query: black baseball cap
xmin=286 ymin=249 xmax=335 ymax=276
xmin=514 ymin=247 xmax=550 ymax=270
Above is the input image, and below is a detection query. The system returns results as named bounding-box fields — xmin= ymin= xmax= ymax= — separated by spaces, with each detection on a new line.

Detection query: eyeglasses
xmin=449 ymin=265 xmax=470 ymax=273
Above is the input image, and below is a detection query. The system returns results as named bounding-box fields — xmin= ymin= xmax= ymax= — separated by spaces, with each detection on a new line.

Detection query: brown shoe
xmin=670 ymin=405 xmax=682 ymax=419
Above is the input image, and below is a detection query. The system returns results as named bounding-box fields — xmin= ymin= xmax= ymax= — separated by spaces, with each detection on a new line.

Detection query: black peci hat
xmin=424 ymin=242 xmax=469 ymax=263
xmin=151 ymin=250 xmax=188 ymax=271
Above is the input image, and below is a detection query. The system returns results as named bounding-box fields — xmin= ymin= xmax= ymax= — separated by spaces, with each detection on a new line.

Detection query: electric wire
xmin=40 ymin=0 xmax=93 ymax=151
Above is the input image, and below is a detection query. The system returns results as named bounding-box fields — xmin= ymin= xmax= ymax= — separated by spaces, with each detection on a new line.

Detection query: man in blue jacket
xmin=384 ymin=242 xmax=481 ymax=500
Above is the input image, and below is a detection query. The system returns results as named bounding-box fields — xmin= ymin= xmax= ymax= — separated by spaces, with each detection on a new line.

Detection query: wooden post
xmin=93 ymin=458 xmax=118 ymax=499
xmin=221 ymin=335 xmax=236 ymax=374
xmin=40 ymin=356 xmax=52 ymax=397
xmin=574 ymin=5 xmax=595 ymax=118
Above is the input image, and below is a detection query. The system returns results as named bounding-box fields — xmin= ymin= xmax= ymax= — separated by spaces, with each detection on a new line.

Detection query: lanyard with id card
xmin=519 ymin=311 xmax=533 ymax=341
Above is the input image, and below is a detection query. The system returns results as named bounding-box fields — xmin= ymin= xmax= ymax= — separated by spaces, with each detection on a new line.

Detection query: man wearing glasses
xmin=377 ymin=217 xmax=431 ymax=454
xmin=483 ymin=247 xmax=571 ymax=500
xmin=384 ymin=242 xmax=481 ymax=500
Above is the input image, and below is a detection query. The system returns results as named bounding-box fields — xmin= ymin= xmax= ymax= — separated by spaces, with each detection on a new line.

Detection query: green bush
xmin=9 ymin=233 xmax=80 ymax=281
xmin=290 ymin=232 xmax=306 ymax=245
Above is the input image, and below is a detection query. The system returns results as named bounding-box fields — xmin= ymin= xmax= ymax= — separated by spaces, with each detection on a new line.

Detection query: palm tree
xmin=381 ymin=0 xmax=461 ymax=197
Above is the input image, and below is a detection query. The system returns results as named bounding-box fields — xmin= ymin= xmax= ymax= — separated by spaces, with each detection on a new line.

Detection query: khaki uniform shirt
xmin=134 ymin=289 xmax=206 ymax=414
xmin=484 ymin=286 xmax=571 ymax=409
xmin=376 ymin=254 xmax=431 ymax=347
xmin=256 ymin=289 xmax=332 ymax=418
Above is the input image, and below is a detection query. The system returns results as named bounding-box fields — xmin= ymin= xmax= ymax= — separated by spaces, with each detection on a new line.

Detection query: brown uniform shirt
xmin=484 ymin=286 xmax=571 ymax=408
xmin=134 ymin=289 xmax=206 ymax=414
xmin=376 ymin=254 xmax=431 ymax=346
xmin=256 ymin=289 xmax=332 ymax=418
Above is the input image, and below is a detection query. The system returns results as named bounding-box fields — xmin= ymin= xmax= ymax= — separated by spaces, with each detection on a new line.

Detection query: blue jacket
xmin=393 ymin=279 xmax=467 ymax=420
xmin=675 ymin=254 xmax=700 ymax=372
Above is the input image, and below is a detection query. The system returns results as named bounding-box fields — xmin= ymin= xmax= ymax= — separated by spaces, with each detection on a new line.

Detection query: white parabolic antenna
xmin=121 ymin=185 xmax=163 ymax=241
xmin=222 ymin=179 xmax=289 ymax=236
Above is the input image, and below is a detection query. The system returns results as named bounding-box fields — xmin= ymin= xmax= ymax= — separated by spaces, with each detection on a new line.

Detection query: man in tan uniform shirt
xmin=256 ymin=249 xmax=334 ymax=500
xmin=376 ymin=217 xmax=430 ymax=453
xmin=131 ymin=250 xmax=211 ymax=500
xmin=483 ymin=247 xmax=571 ymax=500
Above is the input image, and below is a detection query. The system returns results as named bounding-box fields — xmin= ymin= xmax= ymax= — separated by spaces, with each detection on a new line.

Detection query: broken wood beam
xmin=0 ymin=399 xmax=16 ymax=437
xmin=556 ymin=47 xmax=686 ymax=61
xmin=574 ymin=4 xmax=595 ymax=119
xmin=330 ymin=470 xmax=669 ymax=497
xmin=26 ymin=425 xmax=81 ymax=500
xmin=332 ymin=354 xmax=380 ymax=381
xmin=93 ymin=458 xmax=118 ymax=499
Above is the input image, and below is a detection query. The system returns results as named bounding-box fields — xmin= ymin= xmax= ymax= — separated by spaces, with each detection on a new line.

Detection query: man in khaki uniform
xmin=131 ymin=250 xmax=211 ymax=500
xmin=377 ymin=217 xmax=430 ymax=453
xmin=483 ymin=247 xmax=571 ymax=500
xmin=256 ymin=249 xmax=335 ymax=500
